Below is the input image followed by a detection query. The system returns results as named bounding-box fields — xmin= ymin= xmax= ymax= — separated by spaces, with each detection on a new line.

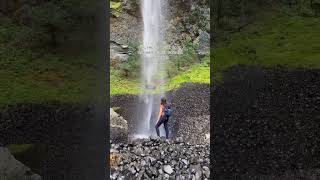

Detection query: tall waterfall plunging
xmin=135 ymin=0 xmax=167 ymax=138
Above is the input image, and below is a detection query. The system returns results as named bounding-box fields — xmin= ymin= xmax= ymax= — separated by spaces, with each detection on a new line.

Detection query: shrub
xmin=119 ymin=55 xmax=140 ymax=78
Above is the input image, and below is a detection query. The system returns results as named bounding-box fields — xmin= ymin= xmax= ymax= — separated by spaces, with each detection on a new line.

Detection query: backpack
xmin=164 ymin=104 xmax=172 ymax=117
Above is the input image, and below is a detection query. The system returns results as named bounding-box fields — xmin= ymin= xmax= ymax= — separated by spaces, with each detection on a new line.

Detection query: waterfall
xmin=134 ymin=0 xmax=167 ymax=138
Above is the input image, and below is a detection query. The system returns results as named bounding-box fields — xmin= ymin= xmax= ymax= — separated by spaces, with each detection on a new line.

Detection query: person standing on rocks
xmin=155 ymin=97 xmax=170 ymax=139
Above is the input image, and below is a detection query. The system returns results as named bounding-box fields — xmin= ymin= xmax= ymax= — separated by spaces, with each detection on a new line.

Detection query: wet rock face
xmin=110 ymin=12 xmax=142 ymax=46
xmin=194 ymin=30 xmax=210 ymax=58
xmin=110 ymin=137 xmax=210 ymax=180
xmin=213 ymin=65 xmax=320 ymax=179
xmin=110 ymin=108 xmax=128 ymax=143
xmin=110 ymin=41 xmax=130 ymax=68
xmin=0 ymin=147 xmax=42 ymax=180
xmin=110 ymin=0 xmax=210 ymax=64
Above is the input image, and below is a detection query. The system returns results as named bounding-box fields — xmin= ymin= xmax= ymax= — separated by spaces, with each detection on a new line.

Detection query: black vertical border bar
xmin=80 ymin=0 xmax=109 ymax=179
xmin=209 ymin=0 xmax=215 ymax=179
xmin=98 ymin=0 xmax=110 ymax=179
xmin=96 ymin=0 xmax=110 ymax=178
xmin=106 ymin=0 xmax=111 ymax=178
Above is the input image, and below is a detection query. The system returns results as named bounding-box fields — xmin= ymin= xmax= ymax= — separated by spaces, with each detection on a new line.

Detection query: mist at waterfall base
xmin=132 ymin=0 xmax=168 ymax=139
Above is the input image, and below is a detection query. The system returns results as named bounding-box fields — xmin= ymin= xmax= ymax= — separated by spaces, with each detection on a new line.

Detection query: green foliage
xmin=165 ymin=58 xmax=210 ymax=90
xmin=110 ymin=1 xmax=122 ymax=17
xmin=214 ymin=0 xmax=320 ymax=35
xmin=119 ymin=55 xmax=140 ymax=78
xmin=167 ymin=41 xmax=198 ymax=78
xmin=116 ymin=42 xmax=140 ymax=78
xmin=111 ymin=1 xmax=122 ymax=9
xmin=110 ymin=55 xmax=210 ymax=96
xmin=0 ymin=18 xmax=39 ymax=48
xmin=1 ymin=0 xmax=97 ymax=50
xmin=0 ymin=0 xmax=101 ymax=104
xmin=6 ymin=144 xmax=35 ymax=154
xmin=127 ymin=41 xmax=140 ymax=54
xmin=213 ymin=12 xmax=320 ymax=83
xmin=110 ymin=41 xmax=209 ymax=96
xmin=0 ymin=43 xmax=100 ymax=104
xmin=110 ymin=67 xmax=140 ymax=95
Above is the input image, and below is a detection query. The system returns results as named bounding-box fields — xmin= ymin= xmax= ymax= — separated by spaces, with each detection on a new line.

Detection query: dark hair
xmin=160 ymin=97 xmax=166 ymax=105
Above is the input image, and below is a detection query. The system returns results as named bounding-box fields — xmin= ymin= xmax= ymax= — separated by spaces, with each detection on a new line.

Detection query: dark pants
xmin=155 ymin=116 xmax=169 ymax=139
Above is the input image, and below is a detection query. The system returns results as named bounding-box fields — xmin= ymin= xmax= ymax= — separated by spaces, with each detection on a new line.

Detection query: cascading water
xmin=134 ymin=0 xmax=167 ymax=138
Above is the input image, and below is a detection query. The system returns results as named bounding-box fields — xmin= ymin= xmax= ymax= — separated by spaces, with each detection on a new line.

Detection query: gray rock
xmin=194 ymin=30 xmax=210 ymax=58
xmin=140 ymin=160 xmax=146 ymax=166
xmin=136 ymin=168 xmax=145 ymax=180
xmin=0 ymin=147 xmax=42 ymax=180
xmin=202 ymin=166 xmax=210 ymax=178
xmin=110 ymin=41 xmax=129 ymax=68
xmin=110 ymin=9 xmax=142 ymax=45
xmin=110 ymin=108 xmax=128 ymax=143
xmin=146 ymin=167 xmax=158 ymax=178
xmin=129 ymin=166 xmax=136 ymax=175
xmin=181 ymin=159 xmax=188 ymax=166
xmin=110 ymin=172 xmax=118 ymax=179
xmin=163 ymin=165 xmax=174 ymax=175
xmin=195 ymin=169 xmax=202 ymax=180
xmin=149 ymin=156 xmax=157 ymax=165
xmin=110 ymin=138 xmax=210 ymax=179
xmin=134 ymin=147 xmax=143 ymax=156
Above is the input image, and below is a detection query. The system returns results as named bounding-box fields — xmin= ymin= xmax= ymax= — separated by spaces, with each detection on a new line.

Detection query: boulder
xmin=110 ymin=108 xmax=128 ymax=143
xmin=194 ymin=30 xmax=210 ymax=58
xmin=0 ymin=147 xmax=42 ymax=180
xmin=110 ymin=41 xmax=129 ymax=68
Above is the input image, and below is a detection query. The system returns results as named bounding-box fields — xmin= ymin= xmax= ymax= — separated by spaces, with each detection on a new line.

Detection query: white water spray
xmin=135 ymin=0 xmax=167 ymax=137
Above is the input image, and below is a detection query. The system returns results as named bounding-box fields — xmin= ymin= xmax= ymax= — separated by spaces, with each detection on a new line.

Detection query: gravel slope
xmin=212 ymin=65 xmax=320 ymax=179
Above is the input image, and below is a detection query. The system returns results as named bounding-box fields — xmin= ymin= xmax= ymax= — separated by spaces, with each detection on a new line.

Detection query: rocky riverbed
xmin=110 ymin=137 xmax=210 ymax=180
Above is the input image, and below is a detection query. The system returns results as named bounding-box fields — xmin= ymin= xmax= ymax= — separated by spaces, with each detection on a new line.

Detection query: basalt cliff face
xmin=110 ymin=0 xmax=210 ymax=67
